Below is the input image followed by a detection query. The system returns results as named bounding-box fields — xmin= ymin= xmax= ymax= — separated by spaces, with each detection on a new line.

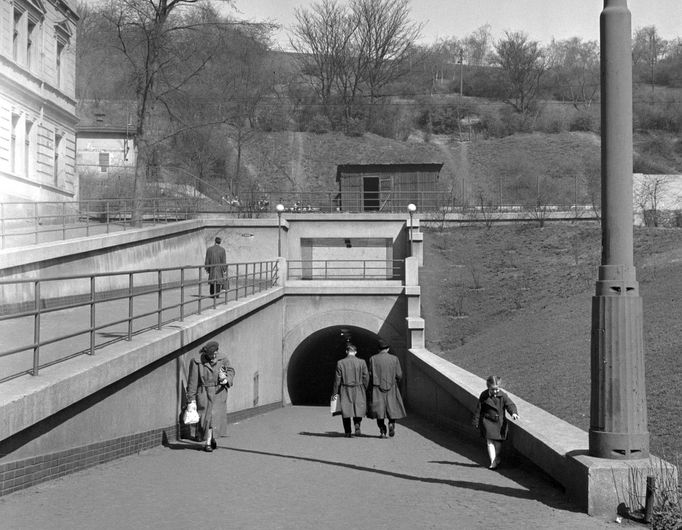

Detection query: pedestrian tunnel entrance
xmin=287 ymin=326 xmax=381 ymax=405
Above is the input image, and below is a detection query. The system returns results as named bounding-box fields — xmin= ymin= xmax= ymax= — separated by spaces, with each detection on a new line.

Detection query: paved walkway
xmin=0 ymin=406 xmax=615 ymax=530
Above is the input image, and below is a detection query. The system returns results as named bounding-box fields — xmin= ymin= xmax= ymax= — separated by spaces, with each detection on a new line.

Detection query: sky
xmin=229 ymin=0 xmax=681 ymax=51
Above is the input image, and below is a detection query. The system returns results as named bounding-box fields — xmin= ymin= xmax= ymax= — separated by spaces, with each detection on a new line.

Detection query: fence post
xmin=34 ymin=202 xmax=38 ymax=245
xmin=235 ymin=264 xmax=240 ymax=301
xmin=1 ymin=202 xmax=5 ymax=249
xmin=106 ymin=201 xmax=111 ymax=234
xmin=62 ymin=202 xmax=66 ymax=240
xmin=157 ymin=270 xmax=162 ymax=329
xmin=198 ymin=267 xmax=203 ymax=314
xmin=33 ymin=280 xmax=41 ymax=375
xmin=128 ymin=272 xmax=133 ymax=340
xmin=180 ymin=268 xmax=185 ymax=321
xmin=89 ymin=276 xmax=96 ymax=355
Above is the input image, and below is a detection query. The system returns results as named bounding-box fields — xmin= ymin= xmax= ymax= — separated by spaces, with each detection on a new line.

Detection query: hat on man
xmin=202 ymin=341 xmax=219 ymax=354
xmin=377 ymin=339 xmax=390 ymax=351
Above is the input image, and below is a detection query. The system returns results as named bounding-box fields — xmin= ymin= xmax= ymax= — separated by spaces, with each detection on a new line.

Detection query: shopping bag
xmin=183 ymin=402 xmax=200 ymax=425
xmin=330 ymin=394 xmax=341 ymax=416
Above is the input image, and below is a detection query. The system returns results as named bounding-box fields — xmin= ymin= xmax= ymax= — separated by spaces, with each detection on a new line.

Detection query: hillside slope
xmin=420 ymin=224 xmax=682 ymax=456
xmin=236 ymin=130 xmax=604 ymax=203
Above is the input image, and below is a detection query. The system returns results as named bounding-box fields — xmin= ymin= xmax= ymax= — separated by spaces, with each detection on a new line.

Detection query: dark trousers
xmin=342 ymin=417 xmax=363 ymax=434
xmin=376 ymin=418 xmax=395 ymax=434
xmin=209 ymin=282 xmax=223 ymax=296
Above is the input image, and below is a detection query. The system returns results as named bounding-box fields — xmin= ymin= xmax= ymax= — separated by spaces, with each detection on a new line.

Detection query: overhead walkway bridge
xmin=0 ymin=214 xmax=668 ymax=518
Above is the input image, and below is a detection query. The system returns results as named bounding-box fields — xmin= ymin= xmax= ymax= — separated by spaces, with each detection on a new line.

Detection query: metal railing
xmin=0 ymin=260 xmax=278 ymax=383
xmin=287 ymin=260 xmax=404 ymax=281
xmin=0 ymin=198 xmax=212 ymax=249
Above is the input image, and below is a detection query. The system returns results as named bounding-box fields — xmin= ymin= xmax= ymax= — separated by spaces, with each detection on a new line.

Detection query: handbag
xmin=183 ymin=402 xmax=200 ymax=425
xmin=330 ymin=394 xmax=342 ymax=416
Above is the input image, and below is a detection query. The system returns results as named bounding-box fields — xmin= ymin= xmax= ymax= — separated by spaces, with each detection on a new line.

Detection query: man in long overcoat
xmin=332 ymin=343 xmax=369 ymax=437
xmin=369 ymin=338 xmax=406 ymax=438
xmin=186 ymin=341 xmax=235 ymax=452
xmin=204 ymin=236 xmax=227 ymax=297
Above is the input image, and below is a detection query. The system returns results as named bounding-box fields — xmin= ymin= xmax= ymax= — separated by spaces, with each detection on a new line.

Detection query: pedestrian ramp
xmin=0 ymin=406 xmax=610 ymax=529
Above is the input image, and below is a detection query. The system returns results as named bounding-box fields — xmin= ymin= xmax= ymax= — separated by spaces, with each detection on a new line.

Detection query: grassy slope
xmin=420 ymin=223 xmax=682 ymax=456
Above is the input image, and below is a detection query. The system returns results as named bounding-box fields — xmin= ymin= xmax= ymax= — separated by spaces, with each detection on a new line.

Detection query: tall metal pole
xmin=589 ymin=0 xmax=649 ymax=459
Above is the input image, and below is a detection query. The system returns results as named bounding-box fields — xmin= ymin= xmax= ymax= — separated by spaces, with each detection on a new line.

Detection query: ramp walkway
xmin=0 ymin=406 xmax=611 ymax=529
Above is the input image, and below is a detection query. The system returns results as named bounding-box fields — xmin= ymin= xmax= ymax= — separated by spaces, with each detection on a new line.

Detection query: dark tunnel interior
xmin=287 ymin=326 xmax=381 ymax=405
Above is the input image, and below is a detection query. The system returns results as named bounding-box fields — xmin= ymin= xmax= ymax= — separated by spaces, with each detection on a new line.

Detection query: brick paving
xmin=0 ymin=406 xmax=616 ymax=530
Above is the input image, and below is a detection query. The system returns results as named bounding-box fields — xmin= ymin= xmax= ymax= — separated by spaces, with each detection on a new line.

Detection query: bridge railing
xmin=0 ymin=198 xmax=216 ymax=249
xmin=0 ymin=260 xmax=278 ymax=383
xmin=287 ymin=260 xmax=404 ymax=281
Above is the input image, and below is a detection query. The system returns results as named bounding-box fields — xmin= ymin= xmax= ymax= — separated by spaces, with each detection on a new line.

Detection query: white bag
xmin=330 ymin=394 xmax=341 ymax=416
xmin=183 ymin=402 xmax=200 ymax=425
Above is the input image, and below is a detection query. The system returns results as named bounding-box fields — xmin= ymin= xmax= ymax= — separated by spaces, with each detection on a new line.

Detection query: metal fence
xmin=0 ymin=194 xmax=602 ymax=249
xmin=287 ymin=260 xmax=404 ymax=281
xmin=0 ymin=260 xmax=278 ymax=383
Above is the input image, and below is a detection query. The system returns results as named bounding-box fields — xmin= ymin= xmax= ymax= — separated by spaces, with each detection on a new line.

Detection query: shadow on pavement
xmin=399 ymin=414 xmax=584 ymax=514
xmin=223 ymin=445 xmax=551 ymax=503
xmin=299 ymin=431 xmax=351 ymax=438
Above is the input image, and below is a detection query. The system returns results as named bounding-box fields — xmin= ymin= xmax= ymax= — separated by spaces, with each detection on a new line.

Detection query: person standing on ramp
xmin=369 ymin=339 xmax=406 ymax=438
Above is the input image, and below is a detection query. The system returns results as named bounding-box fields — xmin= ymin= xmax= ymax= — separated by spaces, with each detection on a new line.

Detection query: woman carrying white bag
xmin=186 ymin=341 xmax=235 ymax=452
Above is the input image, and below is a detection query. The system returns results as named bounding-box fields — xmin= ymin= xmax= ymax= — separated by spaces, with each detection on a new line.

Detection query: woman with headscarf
xmin=186 ymin=341 xmax=235 ymax=452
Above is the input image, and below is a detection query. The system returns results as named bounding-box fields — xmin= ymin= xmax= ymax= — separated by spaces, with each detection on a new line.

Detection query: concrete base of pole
xmin=566 ymin=452 xmax=678 ymax=517
xmin=589 ymin=285 xmax=649 ymax=459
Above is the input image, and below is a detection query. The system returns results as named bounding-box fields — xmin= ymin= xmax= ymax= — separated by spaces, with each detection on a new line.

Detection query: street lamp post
xmin=407 ymin=203 xmax=416 ymax=248
xmin=589 ymin=0 xmax=649 ymax=459
xmin=276 ymin=204 xmax=284 ymax=257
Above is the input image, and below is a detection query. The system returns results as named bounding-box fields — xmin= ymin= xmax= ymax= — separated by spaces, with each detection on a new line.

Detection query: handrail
xmin=0 ymin=260 xmax=279 ymax=383
xmin=287 ymin=259 xmax=404 ymax=281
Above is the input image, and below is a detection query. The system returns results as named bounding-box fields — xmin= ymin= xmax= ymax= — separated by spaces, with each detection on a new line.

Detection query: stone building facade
xmin=0 ymin=0 xmax=78 ymax=203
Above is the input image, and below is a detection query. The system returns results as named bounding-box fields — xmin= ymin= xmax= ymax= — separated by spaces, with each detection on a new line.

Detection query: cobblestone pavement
xmin=0 ymin=406 xmax=618 ymax=530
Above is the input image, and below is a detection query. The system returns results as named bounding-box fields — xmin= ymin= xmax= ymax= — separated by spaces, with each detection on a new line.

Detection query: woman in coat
xmin=472 ymin=375 xmax=519 ymax=469
xmin=186 ymin=341 xmax=235 ymax=452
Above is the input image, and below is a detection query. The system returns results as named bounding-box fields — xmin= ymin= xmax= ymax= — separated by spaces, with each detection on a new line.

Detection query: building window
xmin=54 ymin=133 xmax=63 ymax=185
xmin=25 ymin=120 xmax=33 ymax=178
xmin=27 ymin=19 xmax=35 ymax=69
xmin=99 ymin=152 xmax=110 ymax=173
xmin=11 ymin=115 xmax=20 ymax=174
xmin=56 ymin=41 xmax=64 ymax=88
xmin=13 ymin=9 xmax=22 ymax=62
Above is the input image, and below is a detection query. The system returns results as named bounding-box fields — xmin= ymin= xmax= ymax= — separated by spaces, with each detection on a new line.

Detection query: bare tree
xmin=493 ymin=31 xmax=547 ymax=114
xmin=546 ymin=37 xmax=599 ymax=110
xmin=289 ymin=0 xmax=357 ymax=119
xmin=463 ymin=24 xmax=492 ymax=67
xmin=289 ymin=0 xmax=421 ymax=122
xmin=632 ymin=25 xmax=668 ymax=91
xmin=352 ymin=0 xmax=422 ymax=102
xmin=634 ymin=174 xmax=672 ymax=227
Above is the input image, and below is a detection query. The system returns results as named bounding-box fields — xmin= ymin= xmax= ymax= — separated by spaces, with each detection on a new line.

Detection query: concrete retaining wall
xmin=405 ymin=347 xmax=678 ymax=517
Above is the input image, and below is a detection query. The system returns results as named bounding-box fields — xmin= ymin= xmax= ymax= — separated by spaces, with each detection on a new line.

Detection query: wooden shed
xmin=336 ymin=163 xmax=443 ymax=212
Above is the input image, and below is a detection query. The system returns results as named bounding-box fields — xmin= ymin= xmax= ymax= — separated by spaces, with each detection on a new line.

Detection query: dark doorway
xmin=363 ymin=176 xmax=380 ymax=211
xmin=287 ymin=326 xmax=380 ymax=405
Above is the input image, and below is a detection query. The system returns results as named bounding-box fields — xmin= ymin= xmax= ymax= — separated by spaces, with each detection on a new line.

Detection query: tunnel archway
xmin=287 ymin=325 xmax=382 ymax=405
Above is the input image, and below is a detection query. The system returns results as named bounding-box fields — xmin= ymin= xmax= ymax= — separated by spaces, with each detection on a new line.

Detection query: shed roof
xmin=335 ymin=163 xmax=443 ymax=182
xmin=76 ymin=100 xmax=135 ymax=135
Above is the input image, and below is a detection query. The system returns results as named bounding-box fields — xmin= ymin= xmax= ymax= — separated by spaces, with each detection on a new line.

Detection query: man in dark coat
xmin=332 ymin=343 xmax=369 ymax=437
xmin=186 ymin=341 xmax=235 ymax=452
xmin=204 ymin=236 xmax=227 ymax=297
xmin=369 ymin=338 xmax=406 ymax=438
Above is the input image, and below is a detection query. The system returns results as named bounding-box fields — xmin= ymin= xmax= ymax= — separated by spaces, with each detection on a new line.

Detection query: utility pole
xmin=458 ymin=49 xmax=464 ymax=103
